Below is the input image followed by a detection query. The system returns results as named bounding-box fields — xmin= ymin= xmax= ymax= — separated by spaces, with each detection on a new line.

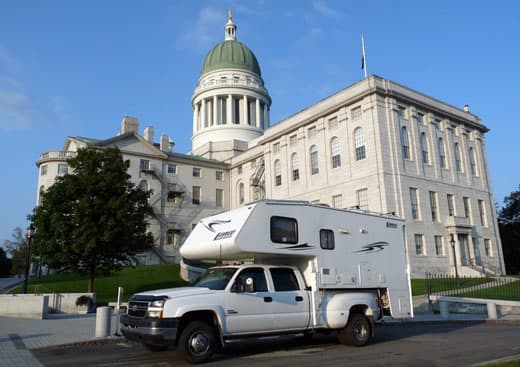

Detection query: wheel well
xmin=177 ymin=311 xmax=221 ymax=346
xmin=348 ymin=305 xmax=374 ymax=337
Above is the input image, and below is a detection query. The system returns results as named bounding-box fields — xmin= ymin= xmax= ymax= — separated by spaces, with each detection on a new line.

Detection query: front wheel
xmin=337 ymin=313 xmax=371 ymax=346
xmin=178 ymin=321 xmax=217 ymax=364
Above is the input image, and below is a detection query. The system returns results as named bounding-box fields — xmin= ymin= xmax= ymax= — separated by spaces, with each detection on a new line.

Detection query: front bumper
xmin=120 ymin=314 xmax=179 ymax=346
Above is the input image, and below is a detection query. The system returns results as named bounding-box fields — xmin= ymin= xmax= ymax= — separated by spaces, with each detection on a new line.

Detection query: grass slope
xmin=12 ymin=264 xmax=188 ymax=306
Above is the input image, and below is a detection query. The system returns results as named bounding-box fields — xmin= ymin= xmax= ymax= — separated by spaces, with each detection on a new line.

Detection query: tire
xmin=337 ymin=313 xmax=371 ymax=346
xmin=178 ymin=321 xmax=217 ymax=364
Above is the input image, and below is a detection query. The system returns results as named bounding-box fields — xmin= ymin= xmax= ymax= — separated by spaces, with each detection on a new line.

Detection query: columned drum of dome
xmin=191 ymin=10 xmax=271 ymax=161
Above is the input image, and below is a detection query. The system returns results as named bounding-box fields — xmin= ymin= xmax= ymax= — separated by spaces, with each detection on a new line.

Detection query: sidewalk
xmin=1 ymin=312 xmax=518 ymax=366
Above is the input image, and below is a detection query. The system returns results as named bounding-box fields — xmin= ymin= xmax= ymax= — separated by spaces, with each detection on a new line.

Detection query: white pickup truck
xmin=121 ymin=200 xmax=412 ymax=363
xmin=121 ymin=263 xmax=381 ymax=363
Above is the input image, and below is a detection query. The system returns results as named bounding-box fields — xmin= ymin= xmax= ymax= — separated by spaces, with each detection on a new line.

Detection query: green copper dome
xmin=202 ymin=40 xmax=261 ymax=76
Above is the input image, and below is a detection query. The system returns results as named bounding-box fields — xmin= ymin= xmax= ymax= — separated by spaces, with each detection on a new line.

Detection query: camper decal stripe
xmin=353 ymin=241 xmax=389 ymax=253
xmin=202 ymin=219 xmax=231 ymax=232
xmin=278 ymin=243 xmax=314 ymax=251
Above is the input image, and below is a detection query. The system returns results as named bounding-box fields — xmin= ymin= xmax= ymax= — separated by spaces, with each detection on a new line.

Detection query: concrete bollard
xmin=440 ymin=301 xmax=449 ymax=319
xmin=95 ymin=306 xmax=112 ymax=338
xmin=487 ymin=302 xmax=498 ymax=320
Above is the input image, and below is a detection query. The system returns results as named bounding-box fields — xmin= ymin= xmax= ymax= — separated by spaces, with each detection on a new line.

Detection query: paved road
xmin=33 ymin=321 xmax=520 ymax=367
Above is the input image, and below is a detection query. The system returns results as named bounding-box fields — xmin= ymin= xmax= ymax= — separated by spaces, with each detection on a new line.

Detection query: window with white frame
xmin=237 ymin=165 xmax=243 ymax=174
xmin=192 ymin=186 xmax=201 ymax=204
xmin=463 ymin=197 xmax=471 ymax=219
xmin=289 ymin=134 xmax=297 ymax=146
xmin=40 ymin=165 xmax=48 ymax=176
xmin=478 ymin=200 xmax=487 ymax=226
xmin=469 ymin=147 xmax=478 ymax=176
xmin=192 ymin=167 xmax=201 ymax=177
xmin=274 ymin=159 xmax=282 ymax=186
xmin=58 ymin=164 xmax=68 ymax=175
xmin=216 ymin=170 xmax=223 ymax=181
xmin=398 ymin=106 xmax=406 ymax=118
xmin=417 ymin=112 xmax=424 ymax=124
xmin=168 ymin=163 xmax=177 ymax=174
xmin=354 ymin=127 xmax=366 ymax=160
xmin=328 ymin=117 xmax=338 ymax=130
xmin=330 ymin=137 xmax=341 ymax=168
xmin=484 ymin=239 xmax=493 ymax=256
xmin=434 ymin=235 xmax=444 ymax=256
xmin=438 ymin=138 xmax=447 ymax=169
xmin=216 ymin=189 xmax=224 ymax=208
xmin=332 ymin=194 xmax=342 ymax=208
xmin=351 ymin=106 xmax=362 ymax=121
xmin=429 ymin=191 xmax=438 ymax=222
xmin=454 ymin=142 xmax=463 ymax=172
xmin=139 ymin=159 xmax=150 ymax=171
xmin=273 ymin=142 xmax=280 ymax=154
xmin=166 ymin=229 xmax=182 ymax=247
xmin=310 ymin=145 xmax=319 ymax=175
xmin=410 ymin=188 xmax=420 ymax=220
xmin=415 ymin=234 xmax=425 ymax=255
xmin=308 ymin=126 xmax=317 ymax=138
xmin=291 ymin=153 xmax=300 ymax=181
xmin=356 ymin=188 xmax=368 ymax=210
xmin=401 ymin=126 xmax=410 ymax=159
xmin=238 ymin=182 xmax=245 ymax=205
xmin=420 ymin=133 xmax=429 ymax=164
xmin=447 ymin=194 xmax=455 ymax=216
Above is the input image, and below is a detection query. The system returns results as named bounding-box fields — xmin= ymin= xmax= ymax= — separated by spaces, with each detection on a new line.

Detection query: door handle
xmin=295 ymin=296 xmax=304 ymax=302
xmin=264 ymin=297 xmax=273 ymax=303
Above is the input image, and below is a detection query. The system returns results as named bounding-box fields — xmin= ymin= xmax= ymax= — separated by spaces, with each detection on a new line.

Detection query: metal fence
xmin=425 ymin=273 xmax=520 ymax=301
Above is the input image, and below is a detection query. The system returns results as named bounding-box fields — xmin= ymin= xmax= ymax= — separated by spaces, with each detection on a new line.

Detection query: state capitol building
xmin=36 ymin=12 xmax=505 ymax=278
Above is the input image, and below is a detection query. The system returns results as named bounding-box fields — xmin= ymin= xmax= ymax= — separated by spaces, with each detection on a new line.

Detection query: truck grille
xmin=127 ymin=300 xmax=148 ymax=317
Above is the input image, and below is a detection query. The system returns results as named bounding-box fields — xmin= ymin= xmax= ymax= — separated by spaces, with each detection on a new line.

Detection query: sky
xmin=1 ymin=0 xmax=519 ymax=244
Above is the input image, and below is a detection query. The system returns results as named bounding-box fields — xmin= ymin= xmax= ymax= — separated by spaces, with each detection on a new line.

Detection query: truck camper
xmin=121 ymin=200 xmax=413 ymax=363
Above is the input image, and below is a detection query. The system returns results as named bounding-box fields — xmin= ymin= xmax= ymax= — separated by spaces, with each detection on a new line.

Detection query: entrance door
xmin=458 ymin=234 xmax=469 ymax=266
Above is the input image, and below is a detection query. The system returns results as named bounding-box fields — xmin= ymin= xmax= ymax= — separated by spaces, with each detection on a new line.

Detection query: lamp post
xmin=450 ymin=234 xmax=460 ymax=288
xmin=23 ymin=224 xmax=35 ymax=294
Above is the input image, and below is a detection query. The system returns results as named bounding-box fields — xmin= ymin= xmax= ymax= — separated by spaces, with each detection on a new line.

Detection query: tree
xmin=3 ymin=227 xmax=28 ymax=276
xmin=30 ymin=147 xmax=154 ymax=292
xmin=498 ymin=185 xmax=520 ymax=274
xmin=0 ymin=246 xmax=12 ymax=277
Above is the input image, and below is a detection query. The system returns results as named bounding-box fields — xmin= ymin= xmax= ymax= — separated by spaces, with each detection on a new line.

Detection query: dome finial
xmin=224 ymin=8 xmax=237 ymax=41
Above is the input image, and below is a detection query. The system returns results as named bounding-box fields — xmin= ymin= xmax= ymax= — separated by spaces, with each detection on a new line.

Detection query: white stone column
xmin=264 ymin=104 xmax=269 ymax=128
xmin=193 ymin=104 xmax=198 ymax=133
xmin=243 ymin=95 xmax=248 ymax=125
xmin=213 ymin=95 xmax=218 ymax=126
xmin=227 ymin=94 xmax=232 ymax=124
xmin=201 ymin=99 xmax=207 ymax=128
xmin=255 ymin=98 xmax=261 ymax=129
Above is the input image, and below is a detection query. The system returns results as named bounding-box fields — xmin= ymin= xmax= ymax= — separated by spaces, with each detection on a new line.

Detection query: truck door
xmin=224 ymin=267 xmax=274 ymax=334
xmin=269 ymin=268 xmax=310 ymax=331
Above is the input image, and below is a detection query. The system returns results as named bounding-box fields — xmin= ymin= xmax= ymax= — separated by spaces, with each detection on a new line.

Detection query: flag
xmin=361 ymin=54 xmax=365 ymax=70
xmin=361 ymin=34 xmax=367 ymax=78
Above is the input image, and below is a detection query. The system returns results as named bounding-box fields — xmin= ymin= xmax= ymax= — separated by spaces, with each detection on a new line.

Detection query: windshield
xmin=194 ymin=267 xmax=238 ymax=290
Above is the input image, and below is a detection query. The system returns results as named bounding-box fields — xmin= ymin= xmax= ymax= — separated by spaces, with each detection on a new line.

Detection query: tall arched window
xmin=454 ymin=142 xmax=462 ymax=172
xmin=469 ymin=147 xmax=477 ymax=176
xmin=354 ymin=127 xmax=366 ymax=160
xmin=420 ymin=132 xmax=429 ymax=164
xmin=330 ymin=137 xmax=341 ymax=168
xmin=310 ymin=145 xmax=319 ymax=175
xmin=401 ymin=126 xmax=410 ymax=159
xmin=291 ymin=153 xmax=300 ymax=181
xmin=238 ymin=182 xmax=245 ymax=205
xmin=274 ymin=159 xmax=282 ymax=186
xmin=438 ymin=137 xmax=446 ymax=169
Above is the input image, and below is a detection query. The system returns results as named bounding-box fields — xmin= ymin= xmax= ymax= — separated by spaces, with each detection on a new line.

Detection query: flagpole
xmin=361 ymin=34 xmax=368 ymax=79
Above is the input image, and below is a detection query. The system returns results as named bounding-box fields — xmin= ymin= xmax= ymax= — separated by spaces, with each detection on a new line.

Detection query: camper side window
xmin=320 ymin=229 xmax=335 ymax=250
xmin=270 ymin=216 xmax=298 ymax=244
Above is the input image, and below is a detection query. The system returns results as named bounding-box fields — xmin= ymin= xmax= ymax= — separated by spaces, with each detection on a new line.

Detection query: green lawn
xmin=411 ymin=277 xmax=493 ymax=296
xmin=11 ymin=264 xmax=188 ymax=306
xmin=458 ymin=280 xmax=520 ymax=301
xmin=481 ymin=358 xmax=520 ymax=367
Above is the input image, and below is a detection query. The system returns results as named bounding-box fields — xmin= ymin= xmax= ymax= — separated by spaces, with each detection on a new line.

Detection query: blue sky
xmin=1 ymin=0 xmax=519 ymax=243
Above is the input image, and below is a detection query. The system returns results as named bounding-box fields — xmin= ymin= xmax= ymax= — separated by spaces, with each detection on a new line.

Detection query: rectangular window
xmin=270 ymin=216 xmax=298 ymax=244
xmin=398 ymin=106 xmax=406 ymax=118
xmin=478 ymin=200 xmax=487 ymax=226
xmin=40 ymin=165 xmax=48 ymax=176
xmin=328 ymin=117 xmax=338 ymax=129
xmin=417 ymin=112 xmax=424 ymax=124
xmin=192 ymin=186 xmax=201 ymax=205
xmin=429 ymin=191 xmax=438 ymax=222
xmin=415 ymin=234 xmax=425 ymax=255
xmin=320 ymin=229 xmax=335 ymax=250
xmin=139 ymin=159 xmax=150 ymax=171
xmin=484 ymin=239 xmax=493 ymax=256
xmin=58 ymin=164 xmax=68 ymax=175
xmin=434 ymin=235 xmax=444 ymax=256
xmin=332 ymin=194 xmax=342 ymax=209
xmin=447 ymin=194 xmax=455 ymax=216
xmin=273 ymin=142 xmax=280 ymax=153
xmin=168 ymin=163 xmax=177 ymax=174
xmin=237 ymin=165 xmax=243 ymax=174
xmin=269 ymin=268 xmax=300 ymax=291
xmin=463 ymin=197 xmax=471 ymax=219
xmin=275 ymin=174 xmax=282 ymax=186
xmin=308 ymin=126 xmax=317 ymax=138
xmin=410 ymin=188 xmax=419 ymax=220
xmin=351 ymin=106 xmax=362 ymax=120
xmin=357 ymin=188 xmax=368 ymax=210
xmin=217 ymin=96 xmax=227 ymax=124
xmin=216 ymin=171 xmax=223 ymax=181
xmin=216 ymin=189 xmax=224 ymax=208
xmin=289 ymin=134 xmax=297 ymax=146
xmin=192 ymin=167 xmax=201 ymax=177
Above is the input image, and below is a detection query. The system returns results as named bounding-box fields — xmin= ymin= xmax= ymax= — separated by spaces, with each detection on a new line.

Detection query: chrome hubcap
xmin=189 ymin=332 xmax=209 ymax=356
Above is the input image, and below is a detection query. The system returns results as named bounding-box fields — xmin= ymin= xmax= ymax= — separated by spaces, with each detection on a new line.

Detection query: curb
xmin=31 ymin=336 xmax=126 ymax=350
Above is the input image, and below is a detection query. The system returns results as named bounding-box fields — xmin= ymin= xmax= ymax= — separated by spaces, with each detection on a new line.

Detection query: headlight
xmin=146 ymin=296 xmax=168 ymax=318
xmin=150 ymin=299 xmax=167 ymax=308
